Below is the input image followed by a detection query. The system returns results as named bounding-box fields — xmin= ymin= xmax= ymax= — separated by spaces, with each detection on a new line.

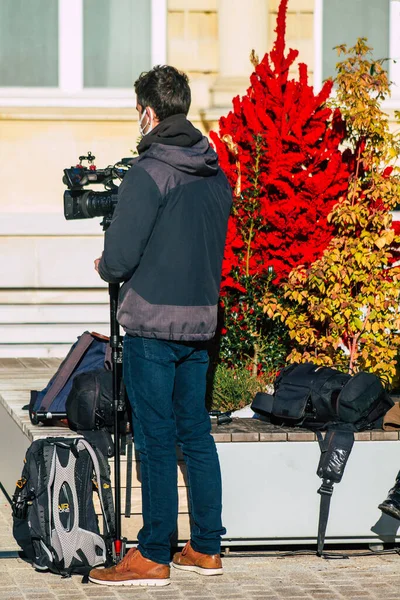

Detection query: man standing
xmin=89 ymin=65 xmax=232 ymax=587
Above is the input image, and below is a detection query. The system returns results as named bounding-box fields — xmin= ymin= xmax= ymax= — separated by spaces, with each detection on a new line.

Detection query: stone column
xmin=210 ymin=0 xmax=268 ymax=108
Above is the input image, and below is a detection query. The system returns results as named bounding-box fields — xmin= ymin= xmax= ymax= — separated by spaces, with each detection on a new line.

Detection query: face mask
xmin=139 ymin=108 xmax=153 ymax=136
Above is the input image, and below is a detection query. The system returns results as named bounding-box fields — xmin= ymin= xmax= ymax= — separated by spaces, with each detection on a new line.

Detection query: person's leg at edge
xmin=172 ymin=345 xmax=226 ymax=556
xmin=123 ymin=335 xmax=179 ymax=565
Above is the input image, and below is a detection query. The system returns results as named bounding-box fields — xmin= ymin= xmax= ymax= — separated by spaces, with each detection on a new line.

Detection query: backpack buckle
xmin=318 ymin=479 xmax=334 ymax=497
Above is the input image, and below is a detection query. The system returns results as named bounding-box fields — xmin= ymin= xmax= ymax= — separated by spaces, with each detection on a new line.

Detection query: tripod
xmin=108 ymin=281 xmax=128 ymax=562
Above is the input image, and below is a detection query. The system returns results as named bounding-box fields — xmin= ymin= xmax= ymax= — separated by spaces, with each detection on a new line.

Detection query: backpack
xmin=251 ymin=362 xmax=394 ymax=556
xmin=11 ymin=434 xmax=115 ymax=577
xmin=29 ymin=332 xmax=111 ymax=424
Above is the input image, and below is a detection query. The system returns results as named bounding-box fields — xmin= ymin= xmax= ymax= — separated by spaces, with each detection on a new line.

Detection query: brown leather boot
xmin=172 ymin=541 xmax=223 ymax=576
xmin=89 ymin=548 xmax=170 ymax=586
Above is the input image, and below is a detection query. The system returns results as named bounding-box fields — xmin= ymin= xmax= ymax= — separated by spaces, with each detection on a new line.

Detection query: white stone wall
xmin=1 ymin=0 xmax=399 ymax=356
xmin=0 ymin=214 xmax=108 ymax=356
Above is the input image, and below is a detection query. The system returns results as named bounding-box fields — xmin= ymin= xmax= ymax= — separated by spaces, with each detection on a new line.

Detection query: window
xmin=0 ymin=0 xmax=167 ymax=107
xmin=0 ymin=0 xmax=58 ymax=87
xmin=314 ymin=0 xmax=400 ymax=102
xmin=83 ymin=0 xmax=151 ymax=88
xmin=322 ymin=0 xmax=390 ymax=82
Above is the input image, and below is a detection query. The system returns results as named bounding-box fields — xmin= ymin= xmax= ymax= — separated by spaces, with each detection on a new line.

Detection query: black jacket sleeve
xmin=98 ymin=165 xmax=162 ymax=283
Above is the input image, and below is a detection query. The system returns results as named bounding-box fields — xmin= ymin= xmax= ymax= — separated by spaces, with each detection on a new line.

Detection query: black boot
xmin=379 ymin=471 xmax=400 ymax=520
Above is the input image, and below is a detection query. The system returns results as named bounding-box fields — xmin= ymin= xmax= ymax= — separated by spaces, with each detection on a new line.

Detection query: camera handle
xmin=109 ymin=282 xmax=127 ymax=562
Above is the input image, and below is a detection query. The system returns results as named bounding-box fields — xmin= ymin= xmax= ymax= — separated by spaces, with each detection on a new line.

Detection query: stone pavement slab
xmin=1 ymin=550 xmax=400 ymax=600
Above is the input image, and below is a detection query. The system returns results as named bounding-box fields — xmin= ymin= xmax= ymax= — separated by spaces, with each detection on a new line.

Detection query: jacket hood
xmin=142 ymin=138 xmax=218 ymax=177
xmin=137 ymin=114 xmax=219 ymax=177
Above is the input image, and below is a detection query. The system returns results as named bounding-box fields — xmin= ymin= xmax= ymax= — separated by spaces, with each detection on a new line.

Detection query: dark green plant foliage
xmin=219 ymin=275 xmax=290 ymax=376
xmin=207 ymin=362 xmax=271 ymax=413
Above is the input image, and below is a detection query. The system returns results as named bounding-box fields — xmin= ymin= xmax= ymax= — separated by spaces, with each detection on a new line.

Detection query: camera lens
xmin=64 ymin=190 xmax=118 ymax=220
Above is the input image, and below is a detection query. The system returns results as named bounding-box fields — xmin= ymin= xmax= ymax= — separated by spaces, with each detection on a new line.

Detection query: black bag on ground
xmin=66 ymin=368 xmax=114 ymax=431
xmin=11 ymin=434 xmax=115 ymax=577
xmin=251 ymin=362 xmax=394 ymax=556
xmin=251 ymin=362 xmax=393 ymax=431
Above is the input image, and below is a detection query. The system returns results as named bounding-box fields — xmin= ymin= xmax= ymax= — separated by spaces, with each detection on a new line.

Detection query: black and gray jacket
xmin=98 ymin=114 xmax=232 ymax=341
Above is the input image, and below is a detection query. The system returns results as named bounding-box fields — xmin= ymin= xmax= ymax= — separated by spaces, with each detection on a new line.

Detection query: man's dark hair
xmin=134 ymin=65 xmax=191 ymax=122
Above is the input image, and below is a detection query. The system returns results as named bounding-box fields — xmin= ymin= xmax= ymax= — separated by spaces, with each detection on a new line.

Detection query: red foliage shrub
xmin=211 ymin=0 xmax=350 ymax=289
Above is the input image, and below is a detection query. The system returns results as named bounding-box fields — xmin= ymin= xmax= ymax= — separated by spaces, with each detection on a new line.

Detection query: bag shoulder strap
xmin=315 ymin=429 xmax=354 ymax=556
xmin=78 ymin=438 xmax=116 ymax=540
xmin=38 ymin=333 xmax=95 ymax=412
xmin=104 ymin=343 xmax=112 ymax=370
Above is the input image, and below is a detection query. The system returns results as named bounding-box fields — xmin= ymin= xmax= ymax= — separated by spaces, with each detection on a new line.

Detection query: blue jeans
xmin=123 ymin=335 xmax=226 ymax=565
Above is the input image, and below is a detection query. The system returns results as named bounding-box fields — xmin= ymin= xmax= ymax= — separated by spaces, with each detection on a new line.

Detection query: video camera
xmin=63 ymin=152 xmax=132 ymax=229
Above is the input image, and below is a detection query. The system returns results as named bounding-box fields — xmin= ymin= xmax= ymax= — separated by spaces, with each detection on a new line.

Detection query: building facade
xmin=0 ymin=0 xmax=398 ymax=355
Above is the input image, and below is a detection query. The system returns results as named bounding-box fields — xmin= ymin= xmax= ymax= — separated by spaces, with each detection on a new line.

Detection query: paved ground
xmin=2 ymin=491 xmax=400 ymax=600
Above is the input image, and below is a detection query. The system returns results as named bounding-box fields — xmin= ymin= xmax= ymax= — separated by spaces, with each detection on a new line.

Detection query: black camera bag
xmin=66 ymin=368 xmax=114 ymax=432
xmin=251 ymin=362 xmax=393 ymax=556
xmin=251 ymin=362 xmax=392 ymax=431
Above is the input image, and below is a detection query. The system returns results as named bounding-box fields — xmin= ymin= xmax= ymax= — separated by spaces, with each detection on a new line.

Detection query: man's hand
xmin=94 ymin=257 xmax=102 ymax=273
